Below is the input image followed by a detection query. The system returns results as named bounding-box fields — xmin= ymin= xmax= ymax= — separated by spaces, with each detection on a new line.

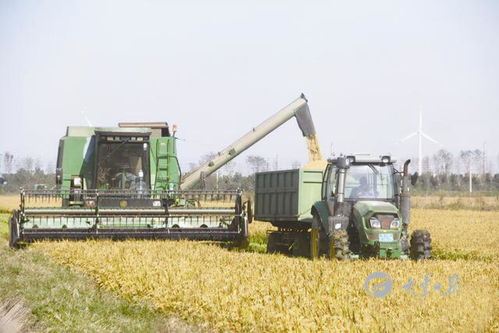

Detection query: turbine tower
xmin=400 ymin=110 xmax=441 ymax=175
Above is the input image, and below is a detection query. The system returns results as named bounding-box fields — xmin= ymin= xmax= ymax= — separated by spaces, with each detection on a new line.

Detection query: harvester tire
xmin=332 ymin=230 xmax=350 ymax=261
xmin=9 ymin=212 xmax=20 ymax=249
xmin=235 ymin=237 xmax=249 ymax=250
xmin=410 ymin=229 xmax=432 ymax=260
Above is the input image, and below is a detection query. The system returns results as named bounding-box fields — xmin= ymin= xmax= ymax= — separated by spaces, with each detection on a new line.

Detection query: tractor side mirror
xmin=336 ymin=157 xmax=350 ymax=169
xmin=411 ymin=172 xmax=419 ymax=186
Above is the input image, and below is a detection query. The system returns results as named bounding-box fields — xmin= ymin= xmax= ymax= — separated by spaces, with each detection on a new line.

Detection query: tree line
xmin=1 ymin=149 xmax=499 ymax=194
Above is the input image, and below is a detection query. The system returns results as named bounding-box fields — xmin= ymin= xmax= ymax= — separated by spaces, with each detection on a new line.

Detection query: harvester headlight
xmin=390 ymin=218 xmax=401 ymax=229
xmin=72 ymin=176 xmax=82 ymax=187
xmin=381 ymin=156 xmax=391 ymax=164
xmin=369 ymin=217 xmax=381 ymax=229
xmin=85 ymin=200 xmax=96 ymax=208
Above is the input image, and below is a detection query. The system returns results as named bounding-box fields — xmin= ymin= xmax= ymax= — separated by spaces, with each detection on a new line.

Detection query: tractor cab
xmin=323 ymin=154 xmax=398 ymax=206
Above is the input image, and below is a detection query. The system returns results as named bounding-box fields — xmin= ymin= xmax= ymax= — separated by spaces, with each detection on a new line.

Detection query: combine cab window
xmin=96 ymin=141 xmax=150 ymax=190
xmin=344 ymin=164 xmax=394 ymax=200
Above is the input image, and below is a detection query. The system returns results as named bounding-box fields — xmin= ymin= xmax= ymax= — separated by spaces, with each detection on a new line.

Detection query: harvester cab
xmin=311 ymin=154 xmax=432 ymax=260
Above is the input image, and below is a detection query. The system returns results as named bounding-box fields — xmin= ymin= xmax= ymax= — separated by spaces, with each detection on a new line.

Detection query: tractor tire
xmin=9 ymin=212 xmax=20 ymax=249
xmin=410 ymin=229 xmax=432 ymax=260
xmin=332 ymin=230 xmax=350 ymax=261
xmin=311 ymin=214 xmax=332 ymax=259
xmin=310 ymin=227 xmax=319 ymax=259
xmin=400 ymin=235 xmax=410 ymax=255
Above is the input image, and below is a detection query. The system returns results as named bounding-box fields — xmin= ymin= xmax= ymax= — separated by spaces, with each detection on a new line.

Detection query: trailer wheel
xmin=9 ymin=212 xmax=20 ymax=249
xmin=291 ymin=232 xmax=310 ymax=258
xmin=332 ymin=230 xmax=350 ymax=260
xmin=410 ymin=230 xmax=432 ymax=260
xmin=267 ymin=232 xmax=279 ymax=254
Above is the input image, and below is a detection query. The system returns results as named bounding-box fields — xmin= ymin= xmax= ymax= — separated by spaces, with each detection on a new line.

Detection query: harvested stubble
xmin=34 ymin=209 xmax=499 ymax=332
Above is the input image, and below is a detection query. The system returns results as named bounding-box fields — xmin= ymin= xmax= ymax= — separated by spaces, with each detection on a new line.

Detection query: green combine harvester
xmin=255 ymin=155 xmax=432 ymax=260
xmin=10 ymin=95 xmax=319 ymax=248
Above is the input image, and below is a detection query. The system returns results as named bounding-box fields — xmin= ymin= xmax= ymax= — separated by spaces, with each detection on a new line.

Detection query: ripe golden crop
xmin=412 ymin=209 xmax=498 ymax=261
xmin=34 ymin=209 xmax=499 ymax=332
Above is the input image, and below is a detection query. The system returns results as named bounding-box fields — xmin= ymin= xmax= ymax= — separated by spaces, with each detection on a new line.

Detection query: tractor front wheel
xmin=410 ymin=229 xmax=432 ymax=260
xmin=332 ymin=230 xmax=350 ymax=261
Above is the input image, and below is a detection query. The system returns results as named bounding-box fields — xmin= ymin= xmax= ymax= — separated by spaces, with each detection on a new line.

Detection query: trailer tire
xmin=267 ymin=232 xmax=279 ymax=254
xmin=9 ymin=211 xmax=20 ymax=249
xmin=410 ymin=229 xmax=432 ymax=260
xmin=291 ymin=232 xmax=310 ymax=258
xmin=332 ymin=230 xmax=350 ymax=261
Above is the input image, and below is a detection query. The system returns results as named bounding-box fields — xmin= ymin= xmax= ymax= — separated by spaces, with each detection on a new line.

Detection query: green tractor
xmin=255 ymin=154 xmax=432 ymax=260
xmin=310 ymin=155 xmax=431 ymax=260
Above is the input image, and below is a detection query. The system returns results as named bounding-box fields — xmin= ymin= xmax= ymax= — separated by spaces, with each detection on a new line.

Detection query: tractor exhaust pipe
xmin=400 ymin=159 xmax=411 ymax=238
xmin=327 ymin=156 xmax=350 ymax=234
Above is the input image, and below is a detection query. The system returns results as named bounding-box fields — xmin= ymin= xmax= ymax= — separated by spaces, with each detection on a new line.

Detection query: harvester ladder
xmin=155 ymin=140 xmax=170 ymax=190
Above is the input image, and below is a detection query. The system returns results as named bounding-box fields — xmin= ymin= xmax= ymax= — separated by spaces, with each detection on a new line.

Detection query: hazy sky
xmin=1 ymin=0 xmax=498 ymax=173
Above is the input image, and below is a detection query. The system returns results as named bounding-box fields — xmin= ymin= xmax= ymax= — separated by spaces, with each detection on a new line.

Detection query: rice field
xmin=3 ymin=194 xmax=497 ymax=212
xmin=411 ymin=195 xmax=499 ymax=211
xmin=0 ymin=195 xmax=19 ymax=212
xmin=33 ymin=208 xmax=499 ymax=332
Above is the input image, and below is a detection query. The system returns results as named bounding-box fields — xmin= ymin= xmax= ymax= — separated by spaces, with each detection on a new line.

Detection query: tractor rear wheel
xmin=410 ymin=229 xmax=432 ymax=260
xmin=332 ymin=230 xmax=350 ymax=260
xmin=310 ymin=227 xmax=319 ymax=259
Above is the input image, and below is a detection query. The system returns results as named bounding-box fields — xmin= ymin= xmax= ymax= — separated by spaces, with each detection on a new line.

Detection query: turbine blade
xmin=421 ymin=131 xmax=439 ymax=144
xmin=400 ymin=132 xmax=417 ymax=142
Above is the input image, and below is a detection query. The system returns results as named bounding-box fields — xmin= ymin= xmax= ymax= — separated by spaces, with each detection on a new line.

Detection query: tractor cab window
xmin=323 ymin=164 xmax=337 ymax=200
xmin=344 ymin=164 xmax=394 ymax=200
xmin=96 ymin=139 xmax=150 ymax=190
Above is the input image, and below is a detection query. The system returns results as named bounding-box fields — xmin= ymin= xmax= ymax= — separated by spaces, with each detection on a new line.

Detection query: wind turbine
xmin=400 ymin=110 xmax=441 ymax=175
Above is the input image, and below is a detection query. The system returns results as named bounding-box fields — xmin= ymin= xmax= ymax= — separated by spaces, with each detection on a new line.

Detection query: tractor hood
xmin=353 ymin=201 xmax=399 ymax=219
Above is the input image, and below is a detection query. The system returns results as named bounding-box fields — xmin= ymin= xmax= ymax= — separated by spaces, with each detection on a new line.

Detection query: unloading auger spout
xmin=180 ymin=94 xmax=321 ymax=190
